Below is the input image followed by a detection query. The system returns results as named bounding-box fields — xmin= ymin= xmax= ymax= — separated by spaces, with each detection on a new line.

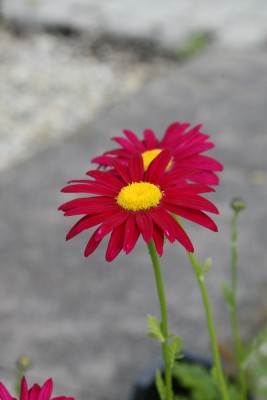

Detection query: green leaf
xmin=147 ymin=315 xmax=165 ymax=343
xmin=155 ymin=369 xmax=166 ymax=400
xmin=222 ymin=283 xmax=234 ymax=310
xmin=168 ymin=336 xmax=183 ymax=369
xmin=241 ymin=325 xmax=267 ymax=368
xmin=201 ymin=258 xmax=213 ymax=275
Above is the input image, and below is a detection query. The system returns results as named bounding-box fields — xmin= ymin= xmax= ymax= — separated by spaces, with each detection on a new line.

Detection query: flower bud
xmin=230 ymin=198 xmax=246 ymax=212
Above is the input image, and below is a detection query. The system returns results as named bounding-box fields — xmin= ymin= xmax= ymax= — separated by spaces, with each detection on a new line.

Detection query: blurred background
xmin=0 ymin=1 xmax=267 ymax=400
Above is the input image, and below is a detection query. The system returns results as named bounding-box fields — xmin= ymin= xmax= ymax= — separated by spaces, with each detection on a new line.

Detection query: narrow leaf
xmin=222 ymin=283 xmax=234 ymax=311
xmin=241 ymin=325 xmax=267 ymax=368
xmin=168 ymin=336 xmax=183 ymax=369
xmin=147 ymin=315 xmax=165 ymax=343
xmin=155 ymin=369 xmax=166 ymax=400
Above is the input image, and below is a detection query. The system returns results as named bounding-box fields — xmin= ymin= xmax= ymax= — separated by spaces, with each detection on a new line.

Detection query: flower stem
xmin=148 ymin=240 xmax=173 ymax=400
xmin=230 ymin=211 xmax=247 ymax=400
xmin=188 ymin=252 xmax=229 ymax=400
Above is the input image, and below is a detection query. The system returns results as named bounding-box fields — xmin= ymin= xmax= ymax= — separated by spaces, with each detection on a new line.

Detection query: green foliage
xmin=168 ymin=336 xmax=183 ymax=369
xmin=176 ymin=31 xmax=212 ymax=61
xmin=172 ymin=361 xmax=242 ymax=400
xmin=201 ymin=257 xmax=213 ymax=275
xmin=172 ymin=362 xmax=219 ymax=400
xmin=156 ymin=369 xmax=166 ymax=400
xmin=147 ymin=314 xmax=166 ymax=343
xmin=242 ymin=325 xmax=267 ymax=368
xmin=222 ymin=283 xmax=234 ymax=311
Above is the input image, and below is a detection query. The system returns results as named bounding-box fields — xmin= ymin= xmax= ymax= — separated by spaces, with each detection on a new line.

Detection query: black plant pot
xmin=130 ymin=351 xmax=253 ymax=400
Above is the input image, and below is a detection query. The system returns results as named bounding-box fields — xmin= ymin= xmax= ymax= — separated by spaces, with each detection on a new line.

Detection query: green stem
xmin=230 ymin=212 xmax=247 ymax=400
xmin=148 ymin=240 xmax=173 ymax=400
xmin=188 ymin=252 xmax=229 ymax=400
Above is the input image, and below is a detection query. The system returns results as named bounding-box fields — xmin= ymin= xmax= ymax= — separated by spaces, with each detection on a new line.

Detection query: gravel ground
xmin=0 ymin=24 xmax=174 ymax=172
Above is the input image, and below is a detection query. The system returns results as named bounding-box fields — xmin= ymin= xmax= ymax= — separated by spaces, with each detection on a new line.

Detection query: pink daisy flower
xmin=0 ymin=377 xmax=74 ymax=400
xmin=91 ymin=121 xmax=223 ymax=185
xmin=59 ymin=150 xmax=219 ymax=262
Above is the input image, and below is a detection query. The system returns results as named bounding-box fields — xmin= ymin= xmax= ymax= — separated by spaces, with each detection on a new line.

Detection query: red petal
xmin=164 ymin=193 xmax=219 ymax=214
xmin=59 ymin=197 xmax=115 ymax=212
xmin=0 ymin=383 xmax=13 ymax=400
xmin=152 ymin=224 xmax=164 ymax=256
xmin=86 ymin=170 xmax=123 ymax=189
xmin=187 ymin=171 xmax=219 ymax=185
xmin=20 ymin=377 xmax=28 ymax=400
xmin=112 ymin=136 xmax=136 ymax=152
xmin=84 ymin=227 xmax=104 ymax=257
xmin=61 ymin=184 xmax=116 ymax=197
xmin=172 ymin=218 xmax=194 ymax=252
xmin=149 ymin=208 xmax=177 ymax=242
xmin=135 ymin=211 xmax=153 ymax=243
xmin=178 ymin=155 xmax=224 ymax=171
xmin=91 ymin=155 xmax=113 ymax=166
xmin=95 ymin=210 xmax=129 ymax=241
xmin=123 ymin=129 xmax=146 ymax=151
xmin=105 ymin=224 xmax=125 ymax=262
xmin=129 ymin=152 xmax=144 ymax=182
xmin=29 ymin=385 xmax=41 ymax=400
xmin=166 ymin=184 xmax=215 ymax=195
xmin=163 ymin=202 xmax=218 ymax=232
xmin=161 ymin=122 xmax=189 ymax=145
xmin=145 ymin=148 xmax=172 ymax=183
xmin=112 ymin=159 xmax=131 ymax=183
xmin=123 ymin=214 xmax=140 ymax=254
xmin=38 ymin=378 xmax=53 ymax=400
xmin=66 ymin=210 xmax=116 ymax=240
xmin=64 ymin=200 xmax=117 ymax=216
xmin=143 ymin=129 xmax=158 ymax=149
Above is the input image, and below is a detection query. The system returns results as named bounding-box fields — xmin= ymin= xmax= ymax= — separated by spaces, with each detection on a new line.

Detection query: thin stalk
xmin=173 ymin=215 xmax=229 ymax=399
xmin=148 ymin=240 xmax=173 ymax=400
xmin=230 ymin=211 xmax=247 ymax=400
xmin=188 ymin=252 xmax=229 ymax=400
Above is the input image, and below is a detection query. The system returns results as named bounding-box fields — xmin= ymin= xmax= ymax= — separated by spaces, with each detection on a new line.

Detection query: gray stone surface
xmin=2 ymin=0 xmax=267 ymax=48
xmin=0 ymin=47 xmax=267 ymax=400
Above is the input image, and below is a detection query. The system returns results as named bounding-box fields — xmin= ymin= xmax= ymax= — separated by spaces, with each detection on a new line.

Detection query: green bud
xmin=16 ymin=355 xmax=32 ymax=372
xmin=231 ymin=198 xmax=246 ymax=212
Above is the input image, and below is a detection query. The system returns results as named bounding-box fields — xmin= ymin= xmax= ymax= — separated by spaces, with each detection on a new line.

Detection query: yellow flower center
xmin=141 ymin=148 xmax=172 ymax=171
xmin=116 ymin=182 xmax=163 ymax=211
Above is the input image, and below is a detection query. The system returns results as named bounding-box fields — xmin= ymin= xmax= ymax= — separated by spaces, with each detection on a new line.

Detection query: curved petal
xmin=86 ymin=170 xmax=123 ymax=190
xmin=112 ymin=136 xmax=137 ymax=152
xmin=0 ymin=383 xmax=14 ymax=400
xmin=64 ymin=201 xmax=118 ymax=217
xmin=29 ymin=385 xmax=41 ymax=400
xmin=143 ymin=129 xmax=158 ymax=149
xmin=123 ymin=129 xmax=146 ymax=151
xmin=152 ymin=224 xmax=164 ymax=256
xmin=164 ymin=193 xmax=219 ymax=214
xmin=135 ymin=211 xmax=153 ymax=243
xmin=66 ymin=210 xmax=117 ymax=240
xmin=105 ymin=224 xmax=125 ymax=262
xmin=20 ymin=377 xmax=28 ymax=400
xmin=38 ymin=379 xmax=53 ymax=400
xmin=163 ymin=202 xmax=218 ymax=232
xmin=61 ymin=184 xmax=116 ymax=197
xmin=59 ymin=197 xmax=115 ymax=213
xmin=112 ymin=159 xmax=131 ymax=183
xmin=129 ymin=152 xmax=144 ymax=182
xmin=84 ymin=227 xmax=105 ymax=257
xmin=145 ymin=148 xmax=172 ymax=183
xmin=95 ymin=210 xmax=130 ymax=241
xmin=123 ymin=214 xmax=140 ymax=254
xmin=149 ymin=207 xmax=177 ymax=242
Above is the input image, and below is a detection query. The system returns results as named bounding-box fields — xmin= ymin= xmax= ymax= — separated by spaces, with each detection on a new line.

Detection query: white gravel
xmin=0 ymin=26 xmax=169 ymax=172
